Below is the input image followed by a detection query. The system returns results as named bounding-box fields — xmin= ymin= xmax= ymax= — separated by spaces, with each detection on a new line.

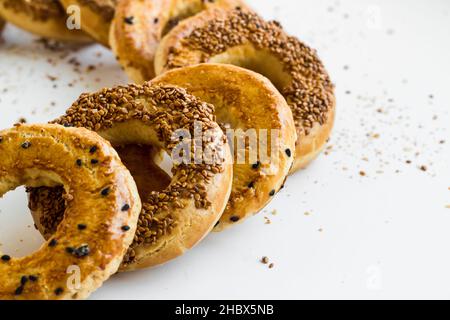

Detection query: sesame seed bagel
xmin=155 ymin=8 xmax=336 ymax=172
xmin=152 ymin=64 xmax=296 ymax=231
xmin=28 ymin=84 xmax=233 ymax=271
xmin=110 ymin=0 xmax=245 ymax=83
xmin=0 ymin=124 xmax=141 ymax=300
xmin=0 ymin=0 xmax=90 ymax=42
xmin=59 ymin=0 xmax=116 ymax=46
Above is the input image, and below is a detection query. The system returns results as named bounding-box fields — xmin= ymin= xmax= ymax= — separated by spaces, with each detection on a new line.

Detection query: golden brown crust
xmin=0 ymin=124 xmax=141 ymax=300
xmin=155 ymin=8 xmax=336 ymax=172
xmin=152 ymin=64 xmax=296 ymax=230
xmin=28 ymin=83 xmax=233 ymax=271
xmin=110 ymin=0 xmax=245 ymax=83
xmin=59 ymin=0 xmax=116 ymax=46
xmin=0 ymin=0 xmax=91 ymax=41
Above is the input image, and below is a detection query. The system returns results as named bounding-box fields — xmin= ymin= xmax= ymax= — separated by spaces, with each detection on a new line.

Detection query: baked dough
xmin=155 ymin=8 xmax=336 ymax=172
xmin=110 ymin=0 xmax=245 ymax=83
xmin=28 ymin=83 xmax=233 ymax=271
xmin=59 ymin=0 xmax=116 ymax=46
xmin=152 ymin=64 xmax=296 ymax=230
xmin=0 ymin=0 xmax=90 ymax=42
xmin=0 ymin=124 xmax=141 ymax=299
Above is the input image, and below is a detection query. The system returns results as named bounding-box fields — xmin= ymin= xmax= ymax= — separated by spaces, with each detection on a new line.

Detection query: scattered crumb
xmin=261 ymin=256 xmax=269 ymax=264
xmin=271 ymin=209 xmax=278 ymax=216
xmin=419 ymin=165 xmax=427 ymax=172
xmin=264 ymin=217 xmax=271 ymax=224
xmin=359 ymin=171 xmax=366 ymax=177
xmin=304 ymin=211 xmax=311 ymax=216
xmin=268 ymin=263 xmax=274 ymax=269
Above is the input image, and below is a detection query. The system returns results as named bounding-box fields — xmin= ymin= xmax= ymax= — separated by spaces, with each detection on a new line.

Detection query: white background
xmin=0 ymin=0 xmax=449 ymax=300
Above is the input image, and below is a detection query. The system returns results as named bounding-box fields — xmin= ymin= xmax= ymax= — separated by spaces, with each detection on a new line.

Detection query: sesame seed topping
xmin=54 ymin=287 xmax=64 ymax=296
xmin=230 ymin=216 xmax=240 ymax=222
xmin=15 ymin=286 xmax=23 ymax=296
xmin=48 ymin=239 xmax=58 ymax=247
xmin=121 ymin=204 xmax=130 ymax=211
xmin=101 ymin=187 xmax=111 ymax=196
xmin=89 ymin=146 xmax=97 ymax=154
xmin=21 ymin=276 xmax=28 ymax=285
xmin=77 ymin=224 xmax=87 ymax=230
xmin=91 ymin=159 xmax=99 ymax=164
xmin=76 ymin=159 xmax=82 ymax=166
xmin=252 ymin=161 xmax=261 ymax=170
xmin=285 ymin=149 xmax=292 ymax=157
xmin=29 ymin=275 xmax=38 ymax=282
xmin=269 ymin=190 xmax=276 ymax=196
xmin=124 ymin=16 xmax=134 ymax=25
xmin=1 ymin=255 xmax=11 ymax=261
xmin=21 ymin=141 xmax=31 ymax=149
xmin=121 ymin=225 xmax=131 ymax=232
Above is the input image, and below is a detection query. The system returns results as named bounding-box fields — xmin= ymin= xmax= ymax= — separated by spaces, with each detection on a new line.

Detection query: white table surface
xmin=0 ymin=0 xmax=449 ymax=300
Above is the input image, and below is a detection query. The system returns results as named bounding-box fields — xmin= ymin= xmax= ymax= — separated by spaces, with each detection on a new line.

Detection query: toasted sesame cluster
xmin=33 ymin=84 xmax=228 ymax=265
xmin=3 ymin=0 xmax=63 ymax=21
xmin=166 ymin=9 xmax=335 ymax=135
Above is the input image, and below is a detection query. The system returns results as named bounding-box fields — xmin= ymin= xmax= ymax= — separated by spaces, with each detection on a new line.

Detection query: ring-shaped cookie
xmin=0 ymin=0 xmax=90 ymax=42
xmin=28 ymin=83 xmax=233 ymax=271
xmin=110 ymin=0 xmax=245 ymax=82
xmin=152 ymin=63 xmax=296 ymax=230
xmin=0 ymin=124 xmax=141 ymax=299
xmin=155 ymin=8 xmax=336 ymax=172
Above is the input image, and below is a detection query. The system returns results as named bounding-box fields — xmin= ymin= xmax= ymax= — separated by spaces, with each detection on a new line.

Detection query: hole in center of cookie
xmin=0 ymin=187 xmax=45 ymax=258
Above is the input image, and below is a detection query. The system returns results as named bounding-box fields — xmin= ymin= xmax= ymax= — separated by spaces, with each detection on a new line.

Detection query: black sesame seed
xmin=63 ymin=123 xmax=73 ymax=127
xmin=285 ymin=148 xmax=292 ymax=157
xmin=48 ymin=239 xmax=58 ymax=247
xmin=101 ymin=187 xmax=110 ymax=196
xmin=121 ymin=204 xmax=130 ymax=211
xmin=21 ymin=276 xmax=28 ymax=285
xmin=1 ymin=255 xmax=11 ymax=261
xmin=74 ymin=245 xmax=90 ymax=258
xmin=21 ymin=141 xmax=31 ymax=149
xmin=248 ymin=181 xmax=255 ymax=189
xmin=154 ymin=17 xmax=159 ymax=23
xmin=214 ymin=221 xmax=220 ymax=228
xmin=54 ymin=287 xmax=64 ymax=296
xmin=121 ymin=225 xmax=131 ymax=232
xmin=269 ymin=189 xmax=276 ymax=196
xmin=76 ymin=159 xmax=82 ymax=166
xmin=0 ymin=136 xmax=3 ymax=143
xmin=77 ymin=224 xmax=87 ymax=230
xmin=230 ymin=216 xmax=240 ymax=222
xmin=29 ymin=275 xmax=38 ymax=282
xmin=89 ymin=146 xmax=97 ymax=154
xmin=252 ymin=161 xmax=261 ymax=170
xmin=66 ymin=247 xmax=75 ymax=254
xmin=15 ymin=286 xmax=24 ymax=295
xmin=124 ymin=16 xmax=134 ymax=24
xmin=91 ymin=159 xmax=99 ymax=164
